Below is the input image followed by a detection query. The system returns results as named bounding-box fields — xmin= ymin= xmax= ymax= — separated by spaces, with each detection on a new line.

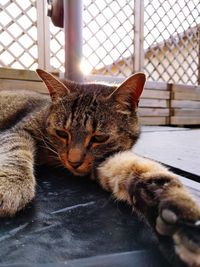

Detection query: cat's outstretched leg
xmin=97 ymin=151 xmax=200 ymax=267
xmin=0 ymin=130 xmax=36 ymax=216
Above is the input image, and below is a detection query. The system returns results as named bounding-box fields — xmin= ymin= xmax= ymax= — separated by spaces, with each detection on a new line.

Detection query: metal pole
xmin=134 ymin=0 xmax=144 ymax=73
xmin=64 ymin=0 xmax=83 ymax=82
xmin=198 ymin=28 xmax=200 ymax=85
xmin=37 ymin=0 xmax=50 ymax=70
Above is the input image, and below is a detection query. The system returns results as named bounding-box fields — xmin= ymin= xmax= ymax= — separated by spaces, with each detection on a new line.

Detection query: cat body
xmin=0 ymin=69 xmax=199 ymax=267
xmin=0 ymin=90 xmax=48 ymax=131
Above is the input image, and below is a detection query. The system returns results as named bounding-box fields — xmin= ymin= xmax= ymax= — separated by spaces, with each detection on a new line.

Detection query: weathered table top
xmin=0 ymin=126 xmax=199 ymax=267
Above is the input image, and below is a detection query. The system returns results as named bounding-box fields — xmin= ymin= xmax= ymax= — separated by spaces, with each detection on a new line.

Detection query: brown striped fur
xmin=0 ymin=69 xmax=199 ymax=266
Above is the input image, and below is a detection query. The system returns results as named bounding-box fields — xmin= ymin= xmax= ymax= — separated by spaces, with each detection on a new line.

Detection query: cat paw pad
xmin=156 ymin=209 xmax=178 ymax=236
xmin=161 ymin=209 xmax=178 ymax=224
xmin=156 ymin=210 xmax=177 ymax=236
xmin=156 ymin=207 xmax=200 ymax=266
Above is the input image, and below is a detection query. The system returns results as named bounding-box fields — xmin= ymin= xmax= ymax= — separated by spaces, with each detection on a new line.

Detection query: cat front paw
xmin=156 ymin=206 xmax=200 ymax=267
xmin=0 ymin=182 xmax=35 ymax=217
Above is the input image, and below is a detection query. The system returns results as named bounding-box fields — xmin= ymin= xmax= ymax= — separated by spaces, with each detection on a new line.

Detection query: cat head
xmin=36 ymin=69 xmax=145 ymax=176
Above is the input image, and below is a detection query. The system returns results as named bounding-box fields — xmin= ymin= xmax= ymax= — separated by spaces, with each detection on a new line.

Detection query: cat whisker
xmin=31 ymin=131 xmax=48 ymax=145
xmin=35 ymin=128 xmax=53 ymax=146
xmin=40 ymin=144 xmax=59 ymax=157
xmin=36 ymin=135 xmax=55 ymax=150
xmin=34 ymin=129 xmax=59 ymax=157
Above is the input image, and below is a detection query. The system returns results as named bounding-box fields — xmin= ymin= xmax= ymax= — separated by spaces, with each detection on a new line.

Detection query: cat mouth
xmin=59 ymin=153 xmax=93 ymax=176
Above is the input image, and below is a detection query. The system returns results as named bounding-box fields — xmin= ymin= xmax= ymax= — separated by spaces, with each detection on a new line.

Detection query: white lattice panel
xmin=82 ymin=0 xmax=134 ymax=77
xmin=49 ymin=21 xmax=65 ymax=72
xmin=144 ymin=0 xmax=200 ymax=85
xmin=0 ymin=0 xmax=38 ymax=69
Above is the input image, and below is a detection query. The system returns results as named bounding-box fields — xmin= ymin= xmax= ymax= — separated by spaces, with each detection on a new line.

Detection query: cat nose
xmin=68 ymin=147 xmax=84 ymax=169
xmin=68 ymin=160 xmax=83 ymax=169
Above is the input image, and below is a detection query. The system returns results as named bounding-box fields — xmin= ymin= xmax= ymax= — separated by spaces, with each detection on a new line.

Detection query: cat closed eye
xmin=91 ymin=134 xmax=109 ymax=143
xmin=55 ymin=130 xmax=69 ymax=139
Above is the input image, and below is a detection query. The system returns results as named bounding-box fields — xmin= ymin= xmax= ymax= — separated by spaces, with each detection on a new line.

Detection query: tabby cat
xmin=0 ymin=69 xmax=199 ymax=267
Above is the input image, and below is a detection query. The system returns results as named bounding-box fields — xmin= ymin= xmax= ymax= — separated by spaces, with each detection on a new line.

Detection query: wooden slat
xmin=171 ymin=116 xmax=200 ymax=125
xmin=139 ymin=99 xmax=169 ymax=108
xmin=0 ymin=79 xmax=47 ymax=94
xmin=138 ymin=108 xmax=169 ymax=116
xmin=171 ymin=100 xmax=200 ymax=109
xmin=173 ymin=92 xmax=200 ymax=101
xmin=173 ymin=109 xmax=200 ymax=116
xmin=141 ymin=89 xmax=170 ymax=99
xmin=145 ymin=81 xmax=168 ymax=90
xmin=172 ymin=84 xmax=200 ymax=93
xmin=0 ymin=68 xmax=41 ymax=81
xmin=85 ymin=75 xmax=168 ymax=91
xmin=139 ymin=117 xmax=168 ymax=125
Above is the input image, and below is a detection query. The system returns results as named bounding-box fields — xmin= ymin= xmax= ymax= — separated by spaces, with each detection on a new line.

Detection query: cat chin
xmin=62 ymin=162 xmax=92 ymax=177
xmin=68 ymin=168 xmax=90 ymax=177
xmin=62 ymin=160 xmax=91 ymax=176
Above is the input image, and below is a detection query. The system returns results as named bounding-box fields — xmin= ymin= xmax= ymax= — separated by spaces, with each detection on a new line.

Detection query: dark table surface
xmin=0 ymin=167 xmax=169 ymax=267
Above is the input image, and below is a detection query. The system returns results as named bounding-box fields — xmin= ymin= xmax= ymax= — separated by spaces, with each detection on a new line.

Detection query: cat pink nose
xmin=68 ymin=160 xmax=83 ymax=169
xmin=68 ymin=147 xmax=84 ymax=169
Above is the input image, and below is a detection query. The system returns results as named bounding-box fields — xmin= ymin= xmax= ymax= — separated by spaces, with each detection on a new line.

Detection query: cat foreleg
xmin=97 ymin=151 xmax=200 ymax=267
xmin=0 ymin=131 xmax=36 ymax=216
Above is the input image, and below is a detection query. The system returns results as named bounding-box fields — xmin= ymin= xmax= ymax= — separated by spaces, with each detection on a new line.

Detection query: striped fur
xmin=0 ymin=131 xmax=35 ymax=216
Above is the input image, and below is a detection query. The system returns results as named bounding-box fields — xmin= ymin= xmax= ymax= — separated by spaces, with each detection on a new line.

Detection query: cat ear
xmin=36 ymin=69 xmax=70 ymax=101
xmin=109 ymin=73 xmax=146 ymax=108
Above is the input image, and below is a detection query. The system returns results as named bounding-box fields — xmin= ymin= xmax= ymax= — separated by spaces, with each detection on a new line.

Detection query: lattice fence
xmin=49 ymin=21 xmax=64 ymax=72
xmin=0 ymin=0 xmax=38 ymax=69
xmin=82 ymin=0 xmax=200 ymax=85
xmin=82 ymin=0 xmax=134 ymax=77
xmin=0 ymin=0 xmax=200 ymax=85
xmin=143 ymin=0 xmax=200 ymax=85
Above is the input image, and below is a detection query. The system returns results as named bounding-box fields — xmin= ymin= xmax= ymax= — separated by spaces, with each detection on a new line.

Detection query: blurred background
xmin=1 ymin=0 xmax=200 ymax=85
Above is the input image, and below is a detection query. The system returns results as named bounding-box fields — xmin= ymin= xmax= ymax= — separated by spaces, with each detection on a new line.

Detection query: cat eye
xmin=55 ymin=130 xmax=69 ymax=139
xmin=91 ymin=134 xmax=109 ymax=144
